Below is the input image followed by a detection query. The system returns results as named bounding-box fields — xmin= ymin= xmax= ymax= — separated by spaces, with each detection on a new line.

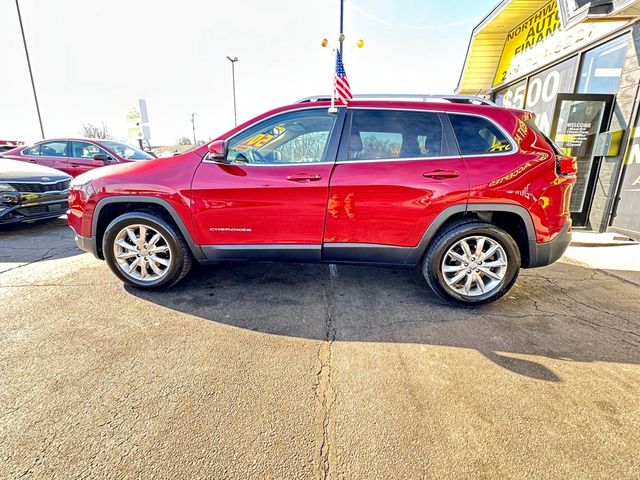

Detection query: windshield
xmin=101 ymin=141 xmax=154 ymax=160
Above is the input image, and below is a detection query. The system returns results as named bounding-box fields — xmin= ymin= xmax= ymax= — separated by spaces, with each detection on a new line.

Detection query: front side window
xmin=101 ymin=141 xmax=154 ymax=160
xmin=71 ymin=141 xmax=110 ymax=159
xmin=346 ymin=110 xmax=445 ymax=161
xmin=37 ymin=141 xmax=69 ymax=157
xmin=449 ymin=115 xmax=513 ymax=155
xmin=225 ymin=109 xmax=336 ymax=164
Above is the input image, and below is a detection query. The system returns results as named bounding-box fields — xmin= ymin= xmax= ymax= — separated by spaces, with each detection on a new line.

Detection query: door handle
xmin=423 ymin=169 xmax=460 ymax=179
xmin=286 ymin=173 xmax=323 ymax=182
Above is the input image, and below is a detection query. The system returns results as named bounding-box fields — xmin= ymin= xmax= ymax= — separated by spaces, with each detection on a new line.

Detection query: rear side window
xmin=22 ymin=145 xmax=41 ymax=156
xmin=44 ymin=141 xmax=69 ymax=157
xmin=346 ymin=110 xmax=445 ymax=161
xmin=449 ymin=114 xmax=513 ymax=155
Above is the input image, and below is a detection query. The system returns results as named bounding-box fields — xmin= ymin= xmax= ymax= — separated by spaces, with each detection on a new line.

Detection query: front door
xmin=323 ymin=108 xmax=469 ymax=263
xmin=190 ymin=108 xmax=345 ymax=259
xmin=551 ymin=94 xmax=614 ymax=227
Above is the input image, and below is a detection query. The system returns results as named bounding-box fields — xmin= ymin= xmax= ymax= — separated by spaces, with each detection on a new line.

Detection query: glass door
xmin=550 ymin=94 xmax=614 ymax=227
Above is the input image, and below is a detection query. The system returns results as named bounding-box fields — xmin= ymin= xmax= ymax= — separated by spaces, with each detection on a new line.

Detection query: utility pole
xmin=191 ymin=113 xmax=196 ymax=145
xmin=15 ymin=0 xmax=45 ymax=139
xmin=226 ymin=56 xmax=239 ymax=127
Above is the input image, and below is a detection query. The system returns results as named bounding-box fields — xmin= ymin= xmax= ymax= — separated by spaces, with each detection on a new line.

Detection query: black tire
xmin=103 ymin=211 xmax=192 ymax=289
xmin=422 ymin=220 xmax=520 ymax=306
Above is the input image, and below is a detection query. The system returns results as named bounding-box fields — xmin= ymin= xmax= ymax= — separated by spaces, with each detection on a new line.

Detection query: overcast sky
xmin=1 ymin=0 xmax=495 ymax=145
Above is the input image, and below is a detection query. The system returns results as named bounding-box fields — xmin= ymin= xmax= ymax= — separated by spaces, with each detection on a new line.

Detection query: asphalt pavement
xmin=1 ymin=218 xmax=639 ymax=479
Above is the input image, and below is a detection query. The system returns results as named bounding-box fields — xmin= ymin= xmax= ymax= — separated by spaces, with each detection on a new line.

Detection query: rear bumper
xmin=526 ymin=219 xmax=572 ymax=268
xmin=75 ymin=233 xmax=100 ymax=258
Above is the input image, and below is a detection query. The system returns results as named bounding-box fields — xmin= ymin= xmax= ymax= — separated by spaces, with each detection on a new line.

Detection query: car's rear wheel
xmin=423 ymin=220 xmax=520 ymax=305
xmin=103 ymin=212 xmax=192 ymax=288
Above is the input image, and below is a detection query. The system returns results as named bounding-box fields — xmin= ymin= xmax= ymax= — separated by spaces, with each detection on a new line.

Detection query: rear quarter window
xmin=449 ymin=114 xmax=513 ymax=156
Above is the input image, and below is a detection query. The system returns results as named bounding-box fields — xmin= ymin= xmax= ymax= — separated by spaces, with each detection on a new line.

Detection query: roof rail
xmin=296 ymin=94 xmax=496 ymax=106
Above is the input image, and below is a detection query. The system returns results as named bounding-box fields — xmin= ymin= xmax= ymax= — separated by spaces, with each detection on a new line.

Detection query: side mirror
xmin=93 ymin=154 xmax=114 ymax=164
xmin=207 ymin=140 xmax=227 ymax=161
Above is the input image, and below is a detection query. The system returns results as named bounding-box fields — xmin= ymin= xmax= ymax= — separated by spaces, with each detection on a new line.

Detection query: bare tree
xmin=176 ymin=136 xmax=193 ymax=145
xmin=277 ymin=132 xmax=329 ymax=162
xmin=80 ymin=121 xmax=113 ymax=139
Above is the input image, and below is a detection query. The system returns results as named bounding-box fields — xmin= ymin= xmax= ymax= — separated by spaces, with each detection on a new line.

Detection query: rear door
xmin=323 ymin=108 xmax=469 ymax=263
xmin=19 ymin=141 xmax=70 ymax=174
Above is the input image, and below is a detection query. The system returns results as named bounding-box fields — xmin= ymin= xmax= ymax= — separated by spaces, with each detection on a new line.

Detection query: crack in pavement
xmin=0 ymin=247 xmax=79 ymax=275
xmin=314 ymin=264 xmax=337 ymax=480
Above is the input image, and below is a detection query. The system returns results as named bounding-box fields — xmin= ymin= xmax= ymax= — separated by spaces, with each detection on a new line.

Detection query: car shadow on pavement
xmin=0 ymin=217 xmax=82 ymax=264
xmin=126 ymin=261 xmax=639 ymax=383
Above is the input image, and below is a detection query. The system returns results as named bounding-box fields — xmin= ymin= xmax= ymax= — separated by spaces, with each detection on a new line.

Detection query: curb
xmin=569 ymin=241 xmax=638 ymax=247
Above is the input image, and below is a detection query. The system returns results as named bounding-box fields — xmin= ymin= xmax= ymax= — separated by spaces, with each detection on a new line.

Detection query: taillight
xmin=557 ymin=156 xmax=577 ymax=175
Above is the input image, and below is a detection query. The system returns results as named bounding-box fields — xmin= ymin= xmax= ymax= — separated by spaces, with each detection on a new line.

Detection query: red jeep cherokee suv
xmin=68 ymin=96 xmax=576 ymax=305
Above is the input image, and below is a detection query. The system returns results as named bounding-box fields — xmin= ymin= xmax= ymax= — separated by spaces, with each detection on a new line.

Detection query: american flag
xmin=334 ymin=50 xmax=352 ymax=104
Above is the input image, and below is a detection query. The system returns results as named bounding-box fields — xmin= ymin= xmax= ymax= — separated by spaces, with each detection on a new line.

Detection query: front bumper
xmin=75 ymin=234 xmax=99 ymax=258
xmin=0 ymin=196 xmax=68 ymax=225
xmin=526 ymin=219 xmax=572 ymax=268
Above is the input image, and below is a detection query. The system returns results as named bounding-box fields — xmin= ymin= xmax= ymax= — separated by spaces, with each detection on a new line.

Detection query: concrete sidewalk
xmin=570 ymin=231 xmax=637 ymax=247
xmin=564 ymin=233 xmax=640 ymax=286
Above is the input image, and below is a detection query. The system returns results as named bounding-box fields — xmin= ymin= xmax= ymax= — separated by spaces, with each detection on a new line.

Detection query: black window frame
xmin=337 ymin=108 xmax=459 ymax=162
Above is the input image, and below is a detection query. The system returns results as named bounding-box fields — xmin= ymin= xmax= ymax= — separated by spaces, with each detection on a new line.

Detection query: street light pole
xmin=226 ymin=56 xmax=238 ymax=127
xmin=191 ymin=113 xmax=197 ymax=145
xmin=15 ymin=0 xmax=45 ymax=139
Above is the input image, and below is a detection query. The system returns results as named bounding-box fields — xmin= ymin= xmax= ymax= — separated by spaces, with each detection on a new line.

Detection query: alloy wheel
xmin=441 ymin=235 xmax=508 ymax=298
xmin=112 ymin=224 xmax=172 ymax=283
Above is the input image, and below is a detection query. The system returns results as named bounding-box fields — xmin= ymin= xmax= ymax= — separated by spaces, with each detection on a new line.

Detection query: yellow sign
xmin=494 ymin=0 xmax=629 ymax=87
xmin=494 ymin=0 xmax=560 ymax=86
xmin=235 ymin=125 xmax=286 ymax=151
xmin=127 ymin=106 xmax=143 ymax=140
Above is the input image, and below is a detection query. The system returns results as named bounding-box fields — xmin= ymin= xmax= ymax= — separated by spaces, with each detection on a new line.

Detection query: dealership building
xmin=457 ymin=0 xmax=640 ymax=237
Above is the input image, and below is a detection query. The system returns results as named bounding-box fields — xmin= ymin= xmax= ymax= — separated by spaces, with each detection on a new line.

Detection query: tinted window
xmin=347 ymin=110 xmax=444 ymax=161
xmin=225 ymin=109 xmax=336 ymax=164
xmin=37 ymin=141 xmax=68 ymax=157
xmin=449 ymin=115 xmax=513 ymax=155
xmin=71 ymin=141 xmax=110 ymax=159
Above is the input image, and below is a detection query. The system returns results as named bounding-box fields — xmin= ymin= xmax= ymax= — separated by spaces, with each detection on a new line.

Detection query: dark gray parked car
xmin=0 ymin=158 xmax=70 ymax=225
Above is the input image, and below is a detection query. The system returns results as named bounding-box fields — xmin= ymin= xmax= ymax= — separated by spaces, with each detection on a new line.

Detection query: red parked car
xmin=0 ymin=140 xmax=25 ymax=153
xmin=68 ymin=96 xmax=576 ymax=305
xmin=1 ymin=138 xmax=155 ymax=177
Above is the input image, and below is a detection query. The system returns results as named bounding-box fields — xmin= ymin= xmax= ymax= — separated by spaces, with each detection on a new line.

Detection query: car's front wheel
xmin=423 ymin=220 xmax=521 ymax=305
xmin=103 ymin=211 xmax=192 ymax=289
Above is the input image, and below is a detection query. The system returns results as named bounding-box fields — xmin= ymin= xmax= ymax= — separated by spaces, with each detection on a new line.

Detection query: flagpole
xmin=329 ymin=48 xmax=338 ymax=114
